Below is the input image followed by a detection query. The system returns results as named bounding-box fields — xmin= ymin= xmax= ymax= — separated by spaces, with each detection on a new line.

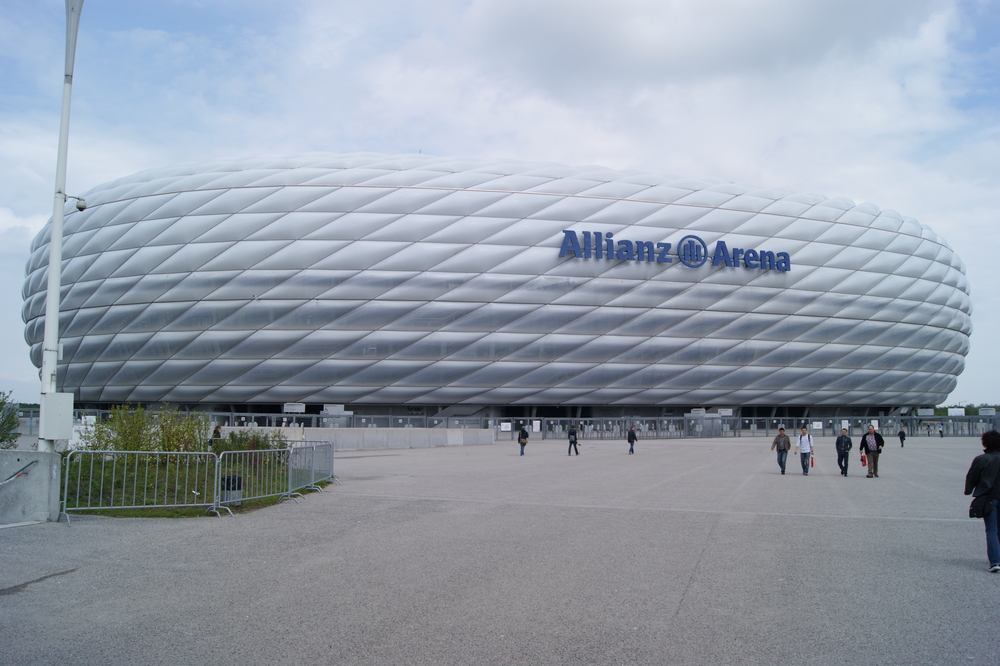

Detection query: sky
xmin=1 ymin=0 xmax=998 ymax=406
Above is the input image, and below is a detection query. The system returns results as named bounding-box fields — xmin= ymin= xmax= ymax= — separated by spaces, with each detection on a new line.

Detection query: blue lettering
xmin=636 ymin=241 xmax=656 ymax=261
xmin=557 ymin=231 xmax=788 ymax=270
xmin=616 ymin=239 xmax=635 ymax=260
xmin=559 ymin=230 xmax=583 ymax=258
xmin=655 ymin=242 xmax=672 ymax=263
xmin=711 ymin=240 xmax=733 ymax=267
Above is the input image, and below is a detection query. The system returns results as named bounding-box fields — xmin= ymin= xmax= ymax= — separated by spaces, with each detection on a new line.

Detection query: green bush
xmin=81 ymin=405 xmax=210 ymax=452
xmin=210 ymin=428 xmax=287 ymax=456
xmin=0 ymin=390 xmax=19 ymax=450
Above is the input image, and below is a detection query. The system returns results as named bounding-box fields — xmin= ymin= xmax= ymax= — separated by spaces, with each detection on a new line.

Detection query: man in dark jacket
xmin=861 ymin=424 xmax=885 ymax=478
xmin=627 ymin=426 xmax=637 ymax=455
xmin=771 ymin=427 xmax=791 ymax=475
xmin=835 ymin=428 xmax=853 ymax=476
xmin=965 ymin=430 xmax=1000 ymax=572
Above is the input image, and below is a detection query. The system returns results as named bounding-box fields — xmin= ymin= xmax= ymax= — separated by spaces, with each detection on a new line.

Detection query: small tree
xmin=82 ymin=404 xmax=156 ymax=451
xmin=210 ymin=428 xmax=286 ymax=456
xmin=154 ymin=407 xmax=209 ymax=452
xmin=0 ymin=390 xmax=20 ymax=450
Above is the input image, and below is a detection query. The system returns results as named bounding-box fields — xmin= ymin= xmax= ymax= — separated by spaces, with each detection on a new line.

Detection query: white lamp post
xmin=38 ymin=0 xmax=84 ymax=452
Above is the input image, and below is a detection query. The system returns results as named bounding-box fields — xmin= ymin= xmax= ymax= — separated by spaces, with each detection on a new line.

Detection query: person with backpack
xmin=567 ymin=424 xmax=579 ymax=456
xmin=794 ymin=427 xmax=814 ymax=475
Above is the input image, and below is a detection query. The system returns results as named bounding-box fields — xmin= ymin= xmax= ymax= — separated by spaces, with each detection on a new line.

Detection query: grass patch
xmin=65 ymin=482 xmax=329 ymax=519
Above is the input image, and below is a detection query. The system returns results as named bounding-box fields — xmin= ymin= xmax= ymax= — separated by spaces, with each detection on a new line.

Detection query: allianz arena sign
xmin=23 ymin=153 xmax=971 ymax=407
xmin=559 ymin=230 xmax=792 ymax=271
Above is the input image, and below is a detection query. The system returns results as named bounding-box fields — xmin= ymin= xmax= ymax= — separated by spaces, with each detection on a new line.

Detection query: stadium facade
xmin=22 ymin=154 xmax=972 ymax=418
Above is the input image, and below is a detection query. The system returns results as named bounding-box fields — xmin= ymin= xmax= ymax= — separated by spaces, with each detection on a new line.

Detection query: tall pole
xmin=39 ymin=0 xmax=84 ymax=453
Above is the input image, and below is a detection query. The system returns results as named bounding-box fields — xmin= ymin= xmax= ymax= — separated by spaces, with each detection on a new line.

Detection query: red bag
xmin=810 ymin=455 xmax=815 ymax=468
xmin=861 ymin=454 xmax=867 ymax=467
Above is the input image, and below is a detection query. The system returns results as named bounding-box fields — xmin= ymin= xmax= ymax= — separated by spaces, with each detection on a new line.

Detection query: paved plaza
xmin=2 ymin=435 xmax=996 ymax=665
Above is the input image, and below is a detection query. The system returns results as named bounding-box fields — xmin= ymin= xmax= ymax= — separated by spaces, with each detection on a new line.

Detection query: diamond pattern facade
xmin=22 ymin=154 xmax=971 ymax=407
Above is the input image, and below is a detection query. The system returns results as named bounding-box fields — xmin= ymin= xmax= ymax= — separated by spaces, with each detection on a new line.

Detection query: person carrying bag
xmin=964 ymin=430 xmax=1000 ymax=572
xmin=518 ymin=424 xmax=529 ymax=456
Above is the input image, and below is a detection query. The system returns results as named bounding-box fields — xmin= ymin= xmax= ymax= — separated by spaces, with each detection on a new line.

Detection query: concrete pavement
xmin=1 ymin=435 xmax=994 ymax=665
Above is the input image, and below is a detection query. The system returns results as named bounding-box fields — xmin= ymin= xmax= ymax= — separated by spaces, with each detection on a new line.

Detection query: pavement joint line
xmin=334 ymin=491 xmax=971 ymax=522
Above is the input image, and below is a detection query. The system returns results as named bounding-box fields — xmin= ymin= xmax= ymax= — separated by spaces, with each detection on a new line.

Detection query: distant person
xmin=212 ymin=425 xmax=222 ymax=439
xmin=940 ymin=425 xmax=944 ymax=438
xmin=627 ymin=426 xmax=637 ymax=455
xmin=835 ymin=428 xmax=853 ymax=476
xmin=897 ymin=428 xmax=906 ymax=447
xmin=518 ymin=423 xmax=529 ymax=456
xmin=771 ymin=427 xmax=791 ymax=475
xmin=568 ymin=424 xmax=579 ymax=456
xmin=861 ymin=424 xmax=885 ymax=477
xmin=964 ymin=430 xmax=1000 ymax=573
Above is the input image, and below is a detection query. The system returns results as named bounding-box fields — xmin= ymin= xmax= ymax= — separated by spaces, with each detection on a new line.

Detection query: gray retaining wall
xmin=0 ymin=451 xmax=60 ymax=525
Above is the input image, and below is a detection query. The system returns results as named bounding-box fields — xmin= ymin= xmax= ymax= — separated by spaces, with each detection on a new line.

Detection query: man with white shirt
xmin=796 ymin=427 xmax=814 ymax=476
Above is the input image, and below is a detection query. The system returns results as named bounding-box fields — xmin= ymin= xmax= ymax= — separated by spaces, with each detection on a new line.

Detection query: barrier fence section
xmin=61 ymin=451 xmax=218 ymax=523
xmin=61 ymin=441 xmax=335 ymax=522
xmin=283 ymin=442 xmax=332 ymax=503
xmin=216 ymin=448 xmax=292 ymax=512
xmin=287 ymin=441 xmax=339 ymax=499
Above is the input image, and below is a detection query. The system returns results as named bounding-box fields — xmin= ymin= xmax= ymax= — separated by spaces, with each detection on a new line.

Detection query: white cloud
xmin=1 ymin=0 xmax=998 ymax=404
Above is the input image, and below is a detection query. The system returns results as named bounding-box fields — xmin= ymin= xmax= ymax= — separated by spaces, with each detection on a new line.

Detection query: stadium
xmin=22 ymin=154 xmax=972 ymax=419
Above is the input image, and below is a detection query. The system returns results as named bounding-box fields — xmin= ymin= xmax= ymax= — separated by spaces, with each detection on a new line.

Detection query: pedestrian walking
xmin=518 ymin=423 xmax=529 ymax=456
xmin=795 ymin=427 xmax=814 ymax=475
xmin=835 ymin=428 xmax=853 ymax=476
xmin=568 ymin=424 xmax=579 ymax=456
xmin=964 ymin=430 xmax=1000 ymax=573
xmin=897 ymin=428 xmax=906 ymax=447
xmin=627 ymin=426 xmax=637 ymax=454
xmin=861 ymin=424 xmax=885 ymax=477
xmin=771 ymin=427 xmax=791 ymax=475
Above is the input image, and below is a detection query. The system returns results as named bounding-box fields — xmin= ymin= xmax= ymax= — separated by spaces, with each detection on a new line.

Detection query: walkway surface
xmin=1 ymin=436 xmax=995 ymax=665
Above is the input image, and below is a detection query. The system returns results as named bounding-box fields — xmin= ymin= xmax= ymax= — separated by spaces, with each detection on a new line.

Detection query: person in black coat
xmin=835 ymin=428 xmax=853 ymax=476
xmin=518 ymin=423 xmax=529 ymax=456
xmin=627 ymin=426 xmax=637 ymax=455
xmin=964 ymin=430 xmax=1000 ymax=572
xmin=860 ymin=424 xmax=885 ymax=478
xmin=897 ymin=428 xmax=906 ymax=447
xmin=567 ymin=424 xmax=579 ymax=456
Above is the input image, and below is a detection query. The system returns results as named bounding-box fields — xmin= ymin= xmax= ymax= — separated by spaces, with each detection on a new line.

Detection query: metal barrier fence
xmin=503 ymin=415 xmax=1000 ymax=441
xmin=62 ymin=451 xmax=217 ymax=521
xmin=20 ymin=407 xmax=1000 ymax=441
xmin=60 ymin=442 xmax=335 ymax=523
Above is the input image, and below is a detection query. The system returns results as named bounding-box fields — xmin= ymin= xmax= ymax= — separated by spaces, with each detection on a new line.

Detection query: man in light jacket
xmin=796 ymin=427 xmax=814 ymax=476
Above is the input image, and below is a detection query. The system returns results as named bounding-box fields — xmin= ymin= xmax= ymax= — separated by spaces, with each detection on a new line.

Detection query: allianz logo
xmin=558 ymin=230 xmax=791 ymax=271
